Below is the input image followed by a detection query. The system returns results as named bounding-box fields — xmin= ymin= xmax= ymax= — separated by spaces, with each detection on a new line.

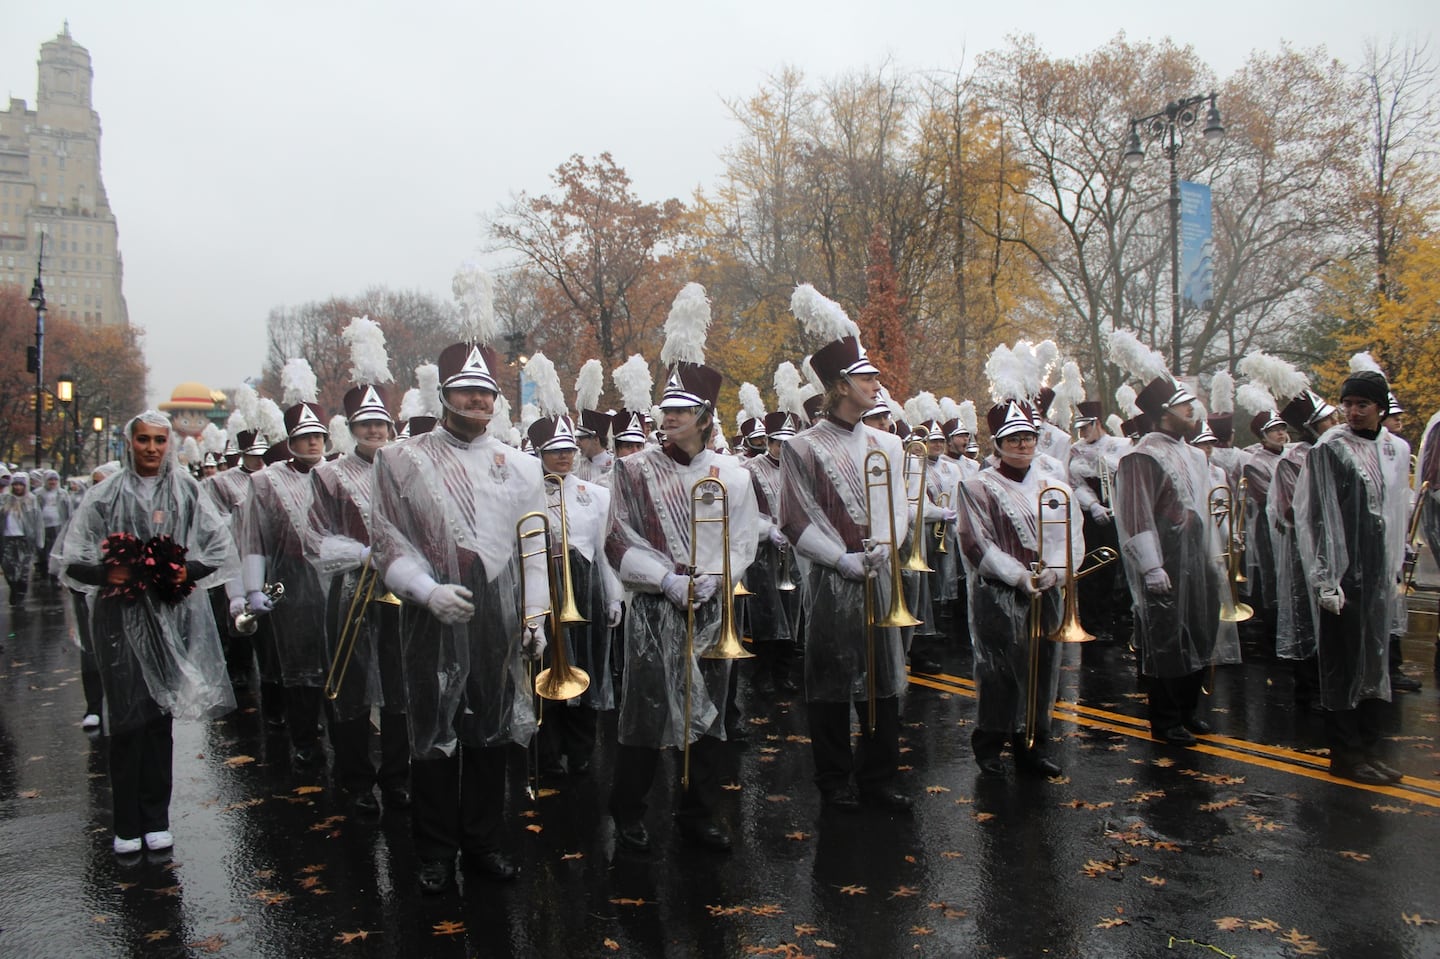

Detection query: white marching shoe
xmin=143 ymin=830 xmax=173 ymax=851
xmin=112 ymin=836 xmax=142 ymax=855
xmin=81 ymin=714 xmax=101 ymax=731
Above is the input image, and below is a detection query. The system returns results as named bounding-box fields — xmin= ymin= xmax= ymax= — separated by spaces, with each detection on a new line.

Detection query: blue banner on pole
xmin=519 ymin=367 xmax=536 ymax=409
xmin=1179 ymin=181 xmax=1213 ymax=311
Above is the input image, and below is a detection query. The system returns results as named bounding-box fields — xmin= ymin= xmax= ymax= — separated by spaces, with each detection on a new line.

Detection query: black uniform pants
xmin=329 ymin=709 xmax=412 ymax=794
xmin=109 ymin=715 xmax=173 ymax=838
xmin=807 ymin=695 xmax=901 ymax=796
xmin=71 ymin=589 xmax=104 ymax=715
xmin=1146 ymin=670 xmax=1205 ymax=732
xmin=1325 ymin=698 xmax=1388 ymax=765
xmin=410 ymin=744 xmax=508 ymax=861
xmin=537 ymin=702 xmax=598 ymax=771
xmin=610 ymin=736 xmax=724 ymax=823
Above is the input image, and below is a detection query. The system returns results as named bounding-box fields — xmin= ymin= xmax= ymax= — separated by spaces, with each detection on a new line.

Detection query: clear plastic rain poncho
xmin=955 ymin=468 xmax=1083 ymax=736
xmin=306 ymin=451 xmax=385 ymax=721
xmin=1418 ymin=411 xmax=1440 ymax=584
xmin=1293 ymin=426 xmax=1408 ymax=709
xmin=1202 ymin=460 xmax=1240 ymax=655
xmin=238 ymin=459 xmax=328 ymax=687
xmin=1114 ymin=432 xmax=1237 ymax=677
xmin=371 ymin=427 xmax=547 ymax=758
xmin=1241 ymin=446 xmax=1283 ymax=612
xmin=1268 ymin=442 xmax=1316 ymax=660
xmin=741 ymin=453 xmax=798 ymax=646
xmin=545 ymin=471 xmax=621 ymax=711
xmin=605 ymin=445 xmax=759 ymax=748
xmin=58 ymin=411 xmax=237 ymax=734
xmin=779 ymin=420 xmax=909 ymax=703
xmin=1 ymin=473 xmax=43 ymax=587
xmin=926 ymin=454 xmax=961 ymax=604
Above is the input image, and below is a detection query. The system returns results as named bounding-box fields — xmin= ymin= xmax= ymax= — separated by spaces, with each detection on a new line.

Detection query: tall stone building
xmin=0 ymin=24 xmax=128 ymax=327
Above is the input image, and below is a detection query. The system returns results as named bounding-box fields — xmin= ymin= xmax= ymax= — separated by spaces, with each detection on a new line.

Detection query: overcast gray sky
xmin=3 ymin=1 xmax=1434 ymax=407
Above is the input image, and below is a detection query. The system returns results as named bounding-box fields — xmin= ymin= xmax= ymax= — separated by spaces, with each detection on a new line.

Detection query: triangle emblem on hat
xmin=360 ymin=385 xmax=384 ymax=409
xmin=666 ymin=371 xmax=682 ymax=392
xmin=554 ymin=416 xmax=575 ymax=444
xmin=296 ymin=404 xmax=323 ymax=429
xmin=463 ymin=346 xmax=491 ymax=378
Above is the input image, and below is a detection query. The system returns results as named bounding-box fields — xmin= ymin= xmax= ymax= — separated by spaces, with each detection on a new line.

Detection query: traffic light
xmin=44 ymin=393 xmax=53 ymax=412
xmin=28 ymin=394 xmax=36 ymax=412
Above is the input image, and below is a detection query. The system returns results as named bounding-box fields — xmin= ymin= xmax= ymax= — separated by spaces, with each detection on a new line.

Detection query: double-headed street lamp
xmin=92 ymin=414 xmax=106 ymax=470
xmin=1124 ymin=94 xmax=1224 ymax=374
xmin=27 ymin=234 xmax=47 ymax=468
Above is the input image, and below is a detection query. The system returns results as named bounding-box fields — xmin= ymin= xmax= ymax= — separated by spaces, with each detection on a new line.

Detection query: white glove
xmin=228 ymin=596 xmax=248 ymax=618
xmin=1088 ymin=503 xmax=1113 ymax=525
xmin=692 ymin=574 xmax=720 ymax=604
xmin=606 ymin=600 xmax=623 ymax=628
xmin=358 ymin=545 xmax=372 ymax=565
xmin=425 ymin=583 xmax=475 ymax=624
xmin=1318 ymin=587 xmax=1345 ymax=615
xmin=767 ymin=526 xmax=788 ymax=549
xmin=662 ymin=572 xmax=693 ymax=609
xmin=1033 ymin=567 xmax=1059 ymax=592
xmin=245 ymin=590 xmax=274 ymax=614
xmin=836 ymin=553 xmax=868 ymax=582
xmin=864 ymin=542 xmax=892 ymax=571
xmin=1143 ymin=568 xmax=1172 ymax=595
xmin=1404 ymin=544 xmax=1419 ymax=565
xmin=941 ymin=508 xmax=958 ymax=524
xmin=522 ymin=619 xmax=548 ymax=660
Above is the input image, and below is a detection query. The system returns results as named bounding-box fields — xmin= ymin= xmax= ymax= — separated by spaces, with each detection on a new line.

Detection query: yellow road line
xmin=907 ymin=671 xmax=1440 ymax=807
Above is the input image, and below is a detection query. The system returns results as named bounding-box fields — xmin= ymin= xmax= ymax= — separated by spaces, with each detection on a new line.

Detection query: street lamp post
xmin=92 ymin=414 xmax=105 ymax=471
xmin=1124 ymin=93 xmax=1224 ymax=374
xmin=27 ymin=234 xmax=47 ymax=469
xmin=57 ymin=373 xmax=75 ymax=476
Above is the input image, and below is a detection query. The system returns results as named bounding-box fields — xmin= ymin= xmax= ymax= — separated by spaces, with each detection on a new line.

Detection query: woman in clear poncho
xmin=2 ymin=472 xmax=44 ymax=606
xmin=1292 ymin=372 xmax=1408 ymax=784
xmin=60 ymin=411 xmax=237 ymax=853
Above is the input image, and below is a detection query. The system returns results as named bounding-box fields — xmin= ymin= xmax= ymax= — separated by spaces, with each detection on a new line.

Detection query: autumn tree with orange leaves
xmin=856 ymin=226 xmax=911 ymax=398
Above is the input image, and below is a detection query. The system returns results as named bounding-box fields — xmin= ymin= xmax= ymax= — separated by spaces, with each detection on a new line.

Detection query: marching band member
xmin=525 ymin=352 xmax=623 ymax=778
xmin=742 ymin=399 xmax=803 ymax=694
xmin=238 ymin=362 xmax=332 ymax=765
xmin=605 ymin=283 xmax=759 ymax=853
xmin=1293 ymin=363 xmax=1409 ymax=784
xmin=306 ymin=318 xmax=411 ymax=814
xmin=573 ymin=359 xmax=614 ymax=486
xmin=1067 ymin=400 xmax=1126 ymax=643
xmin=2 ymin=472 xmax=43 ymax=607
xmin=779 ymin=284 xmax=912 ymax=814
xmin=1108 ymin=331 xmax=1237 ymax=745
xmin=955 ymin=358 xmax=1083 ymax=779
xmin=1417 ymin=406 xmax=1440 ymax=676
xmin=1235 ymin=360 xmax=1292 ymax=641
xmin=1376 ymin=380 xmax=1422 ymax=693
xmin=611 ymin=354 xmax=654 ymax=460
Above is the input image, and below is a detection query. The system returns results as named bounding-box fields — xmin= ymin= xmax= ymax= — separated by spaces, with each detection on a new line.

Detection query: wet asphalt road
xmin=2 ymin=580 xmax=1439 ymax=959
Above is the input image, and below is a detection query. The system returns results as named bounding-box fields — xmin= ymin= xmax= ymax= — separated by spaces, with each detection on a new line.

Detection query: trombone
xmin=862 ymin=449 xmax=922 ymax=734
xmin=516 ymin=507 xmax=591 ymax=703
xmin=1401 ymin=481 xmax=1431 ymax=594
xmin=324 ymin=557 xmax=402 ymax=701
xmin=681 ymin=477 xmax=754 ymax=789
xmin=900 ymin=439 xmax=935 ymax=574
xmin=1022 ymin=487 xmax=1116 ymax=750
xmin=1232 ymin=477 xmax=1249 ymax=585
xmin=1209 ymin=485 xmax=1254 ymax=624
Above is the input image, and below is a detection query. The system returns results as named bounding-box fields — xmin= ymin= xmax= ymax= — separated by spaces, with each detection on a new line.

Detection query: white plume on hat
xmin=913 ymin=391 xmax=941 ymax=424
xmin=200 ymin=423 xmax=226 ymax=456
xmin=1034 ymin=339 xmax=1060 ymax=385
xmin=180 ymin=436 xmax=200 ymax=465
xmin=415 ymin=364 xmax=443 ymax=417
xmin=738 ymin=382 xmax=766 ymax=423
xmin=883 ymin=389 xmax=904 ymax=421
xmin=1236 ymin=382 xmax=1278 ymax=416
xmin=491 ymin=394 xmax=514 ymax=440
xmin=329 ymin=416 xmax=355 ymax=454
xmin=958 ymin=400 xmax=978 ymax=435
xmin=575 ymin=359 xmax=604 ymax=413
xmin=939 ymin=397 xmax=961 ymax=424
xmin=452 ymin=262 xmax=498 ymax=345
xmin=660 ymin=283 xmax=712 ymax=367
xmin=1106 ymin=329 xmax=1169 ymax=384
xmin=525 ymin=352 xmax=567 ymax=418
xmin=799 ymin=354 xmax=824 ymax=394
xmin=773 ymin=362 xmax=803 ymax=414
xmin=613 ymin=354 xmax=654 ymax=412
xmin=902 ymin=396 xmax=922 ymax=425
xmin=233 ymin=382 xmax=261 ymax=429
xmin=256 ymin=398 xmax=286 ymax=444
xmin=344 ymin=316 xmax=393 ymax=385
xmin=1008 ymin=341 xmax=1048 ymax=398
xmin=1115 ymin=384 xmax=1140 ymax=418
xmin=519 ymin=402 xmax=541 ymax=434
xmin=1236 ymin=352 xmax=1308 ymax=406
xmin=791 ymin=283 xmax=859 ymax=344
xmin=281 ymin=358 xmax=319 ymax=406
xmin=1209 ymin=370 xmax=1235 ymax=414
xmin=1349 ymin=351 xmax=1385 ymax=375
xmin=985 ymin=343 xmax=1030 ymax=404
xmin=1051 ymin=360 xmax=1085 ymax=425
xmin=399 ymin=388 xmax=423 ymax=422
xmin=1106 ymin=414 xmax=1125 ymax=437
xmin=224 ymin=410 xmax=248 ymax=440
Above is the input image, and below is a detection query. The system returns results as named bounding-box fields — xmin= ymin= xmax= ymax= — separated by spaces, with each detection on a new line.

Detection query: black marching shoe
xmin=1329 ymin=759 xmax=1394 ymax=786
xmin=1183 ymin=717 xmax=1213 ymax=735
xmin=613 ymin=817 xmax=651 ymax=852
xmin=417 ymin=859 xmax=456 ymax=894
xmin=1365 ymin=757 xmax=1405 ymax=784
xmin=976 ymin=757 xmax=1007 ymax=778
xmin=909 ymin=656 xmax=943 ymax=675
xmin=1017 ymin=756 xmax=1063 ymax=779
xmin=820 ymin=785 xmax=862 ymax=812
xmin=464 ymin=850 xmax=518 ymax=881
xmin=382 ymin=785 xmax=413 ymax=809
xmin=1154 ymin=725 xmax=1197 ymax=747
xmin=679 ymin=819 xmax=733 ymax=853
xmin=347 ymin=789 xmax=381 ymax=816
xmin=859 ymin=788 xmax=914 ymax=814
xmin=1390 ymin=671 xmax=1422 ymax=693
xmin=292 ymin=745 xmax=324 ymax=768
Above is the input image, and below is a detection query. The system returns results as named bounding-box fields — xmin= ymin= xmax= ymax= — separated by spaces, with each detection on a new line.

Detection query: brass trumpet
xmin=900 ymin=439 xmax=935 ymax=574
xmin=774 ymin=542 xmax=798 ymax=592
xmin=1401 ymin=480 xmax=1430 ymax=594
xmin=233 ymin=582 xmax=284 ymax=636
xmin=934 ymin=492 xmax=951 ymax=555
xmin=682 ymin=477 xmax=754 ymax=790
xmin=861 ymin=448 xmax=922 ymax=733
xmin=324 ymin=556 xmax=402 ymax=701
xmin=516 ymin=510 xmax=591 ymax=703
xmin=1209 ymin=485 xmax=1254 ymax=624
